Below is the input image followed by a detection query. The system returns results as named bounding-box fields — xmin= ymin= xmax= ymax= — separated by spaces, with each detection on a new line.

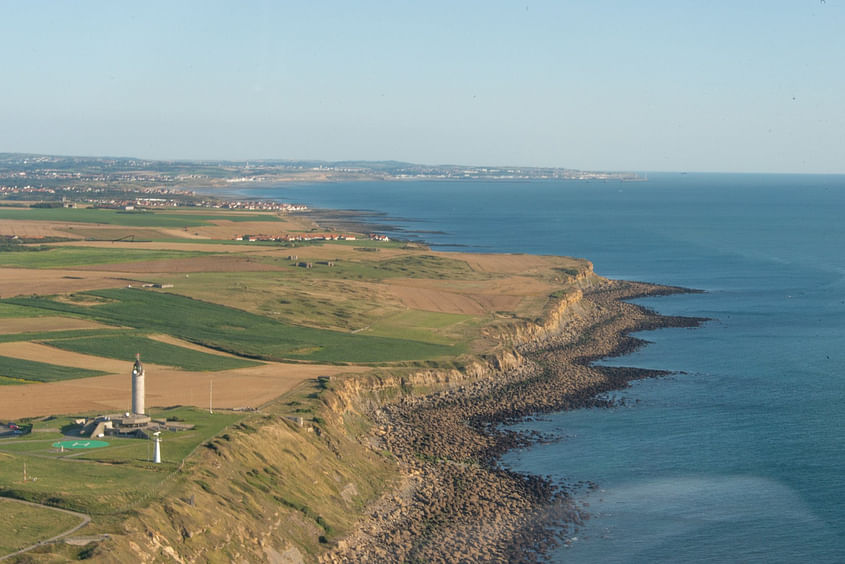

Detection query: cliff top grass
xmin=0 ymin=205 xmax=596 ymax=560
xmin=0 ymin=407 xmax=243 ymax=516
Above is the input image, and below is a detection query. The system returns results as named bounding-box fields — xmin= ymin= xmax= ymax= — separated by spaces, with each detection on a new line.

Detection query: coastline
xmin=320 ymin=278 xmax=705 ymax=562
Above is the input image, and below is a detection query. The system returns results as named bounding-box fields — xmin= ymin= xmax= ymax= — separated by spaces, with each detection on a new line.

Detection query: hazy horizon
xmin=5 ymin=150 xmax=845 ymax=178
xmin=3 ymin=1 xmax=844 ymax=174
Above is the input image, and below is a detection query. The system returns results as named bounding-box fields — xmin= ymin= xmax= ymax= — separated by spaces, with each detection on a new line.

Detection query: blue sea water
xmin=236 ymin=173 xmax=845 ymax=563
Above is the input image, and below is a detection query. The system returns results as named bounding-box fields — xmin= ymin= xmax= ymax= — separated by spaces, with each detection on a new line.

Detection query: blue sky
xmin=2 ymin=1 xmax=843 ymax=173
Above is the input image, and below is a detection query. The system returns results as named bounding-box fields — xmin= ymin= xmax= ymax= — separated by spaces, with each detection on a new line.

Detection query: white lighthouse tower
xmin=131 ymin=353 xmax=145 ymax=415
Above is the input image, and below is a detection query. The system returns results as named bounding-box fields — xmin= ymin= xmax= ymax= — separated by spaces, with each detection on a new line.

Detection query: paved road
xmin=0 ymin=497 xmax=91 ymax=561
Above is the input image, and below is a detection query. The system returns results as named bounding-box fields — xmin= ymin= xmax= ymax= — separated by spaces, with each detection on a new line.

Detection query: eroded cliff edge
xmin=79 ymin=269 xmax=703 ymax=563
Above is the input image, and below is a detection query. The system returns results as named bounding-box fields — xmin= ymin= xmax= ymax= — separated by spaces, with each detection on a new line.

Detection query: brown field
xmin=0 ymin=317 xmax=112 ymax=335
xmin=384 ymin=276 xmax=555 ymax=315
xmin=455 ymin=252 xmax=583 ymax=274
xmin=385 ymin=283 xmax=519 ymax=315
xmin=55 ymin=226 xmax=179 ymax=241
xmin=0 ymin=268 xmax=142 ymax=299
xmin=190 ymin=220 xmax=308 ymax=240
xmin=0 ymin=219 xmax=83 ymax=239
xmin=0 ymin=341 xmax=364 ymax=419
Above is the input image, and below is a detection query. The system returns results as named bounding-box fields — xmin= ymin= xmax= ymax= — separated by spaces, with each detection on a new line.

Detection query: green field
xmin=0 ymin=328 xmax=119 ymax=344
xmin=0 ymin=303 xmax=53 ymax=318
xmin=0 ymin=498 xmax=84 ymax=555
xmin=4 ymin=288 xmax=461 ymax=363
xmin=0 ymin=207 xmax=284 ymax=227
xmin=0 ymin=407 xmax=243 ymax=514
xmin=0 ymin=355 xmax=108 ymax=384
xmin=0 ymin=246 xmax=213 ymax=268
xmin=47 ymin=334 xmax=261 ymax=372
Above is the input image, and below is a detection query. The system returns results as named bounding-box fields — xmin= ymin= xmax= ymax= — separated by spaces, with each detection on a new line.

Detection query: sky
xmin=2 ymin=1 xmax=844 ymax=173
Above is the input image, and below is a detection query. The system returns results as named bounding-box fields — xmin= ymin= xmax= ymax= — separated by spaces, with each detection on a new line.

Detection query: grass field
xmin=0 ymin=303 xmax=52 ymax=318
xmin=46 ymin=334 xmax=261 ymax=371
xmin=0 ymin=498 xmax=84 ymax=555
xmin=0 ymin=355 xmax=108 ymax=384
xmin=163 ymin=271 xmax=405 ymax=332
xmin=0 ymin=328 xmax=119 ymax=344
xmin=4 ymin=288 xmax=461 ymax=363
xmin=364 ymin=310 xmax=479 ymax=344
xmin=0 ymin=207 xmax=284 ymax=227
xmin=0 ymin=246 xmax=213 ymax=268
xmin=257 ymin=253 xmax=483 ymax=282
xmin=0 ymin=407 xmax=243 ymax=514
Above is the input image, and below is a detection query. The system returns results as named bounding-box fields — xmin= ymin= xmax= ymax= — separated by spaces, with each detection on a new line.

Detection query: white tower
xmin=131 ymin=353 xmax=145 ymax=415
xmin=153 ymin=432 xmax=161 ymax=464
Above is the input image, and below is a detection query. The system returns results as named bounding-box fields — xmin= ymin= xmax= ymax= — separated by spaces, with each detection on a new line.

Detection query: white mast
xmin=153 ymin=432 xmax=162 ymax=464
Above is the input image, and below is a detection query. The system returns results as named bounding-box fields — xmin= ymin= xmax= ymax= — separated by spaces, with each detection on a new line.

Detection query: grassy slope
xmin=101 ymin=379 xmax=401 ymax=562
xmin=0 ymin=498 xmax=83 ymax=555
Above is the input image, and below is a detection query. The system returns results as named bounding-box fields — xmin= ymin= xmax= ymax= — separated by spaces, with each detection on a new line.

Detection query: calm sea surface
xmin=236 ymin=174 xmax=845 ymax=563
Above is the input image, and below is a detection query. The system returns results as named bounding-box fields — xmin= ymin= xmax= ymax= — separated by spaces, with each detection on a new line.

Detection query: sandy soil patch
xmin=0 ymin=268 xmax=138 ymax=299
xmin=190 ymin=220 xmax=302 ymax=241
xmin=384 ymin=284 xmax=520 ymax=315
xmin=50 ymin=227 xmax=173 ymax=241
xmin=448 ymin=252 xmax=557 ymax=274
xmin=157 ymin=227 xmax=212 ymax=240
xmin=0 ymin=220 xmax=83 ymax=239
xmin=0 ymin=342 xmax=366 ymax=419
xmin=0 ymin=317 xmax=112 ymax=335
xmin=389 ymin=276 xmax=554 ymax=296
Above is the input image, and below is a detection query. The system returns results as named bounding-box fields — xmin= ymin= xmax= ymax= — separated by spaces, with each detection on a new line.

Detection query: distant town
xmin=0 ymin=152 xmax=644 ymax=209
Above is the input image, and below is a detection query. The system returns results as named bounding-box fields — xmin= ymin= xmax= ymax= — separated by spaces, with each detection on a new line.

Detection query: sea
xmin=235 ymin=173 xmax=845 ymax=563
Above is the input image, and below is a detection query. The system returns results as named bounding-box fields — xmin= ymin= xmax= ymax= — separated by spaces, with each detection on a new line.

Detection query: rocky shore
xmin=320 ymin=279 xmax=705 ymax=563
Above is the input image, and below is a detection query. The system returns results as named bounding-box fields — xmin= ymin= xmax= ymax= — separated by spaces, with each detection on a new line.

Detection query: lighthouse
xmin=131 ymin=353 xmax=145 ymax=415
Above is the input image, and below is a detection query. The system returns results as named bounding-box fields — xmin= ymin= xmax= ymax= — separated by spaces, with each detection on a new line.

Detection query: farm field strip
xmin=3 ymin=289 xmax=461 ymax=363
xmin=0 ymin=316 xmax=111 ymax=334
xmin=0 ymin=207 xmax=285 ymax=227
xmin=46 ymin=334 xmax=260 ymax=372
xmin=0 ymin=247 xmax=213 ymax=269
xmin=0 ymin=362 xmax=366 ymax=420
xmin=0 ymin=354 xmax=108 ymax=383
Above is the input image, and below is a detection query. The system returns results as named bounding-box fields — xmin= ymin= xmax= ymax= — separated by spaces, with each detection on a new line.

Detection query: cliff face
xmin=86 ymin=273 xmax=601 ymax=563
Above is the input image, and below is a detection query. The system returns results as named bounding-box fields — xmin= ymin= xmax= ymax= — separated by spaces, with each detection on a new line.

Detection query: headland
xmin=0 ymin=156 xmax=702 ymax=561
